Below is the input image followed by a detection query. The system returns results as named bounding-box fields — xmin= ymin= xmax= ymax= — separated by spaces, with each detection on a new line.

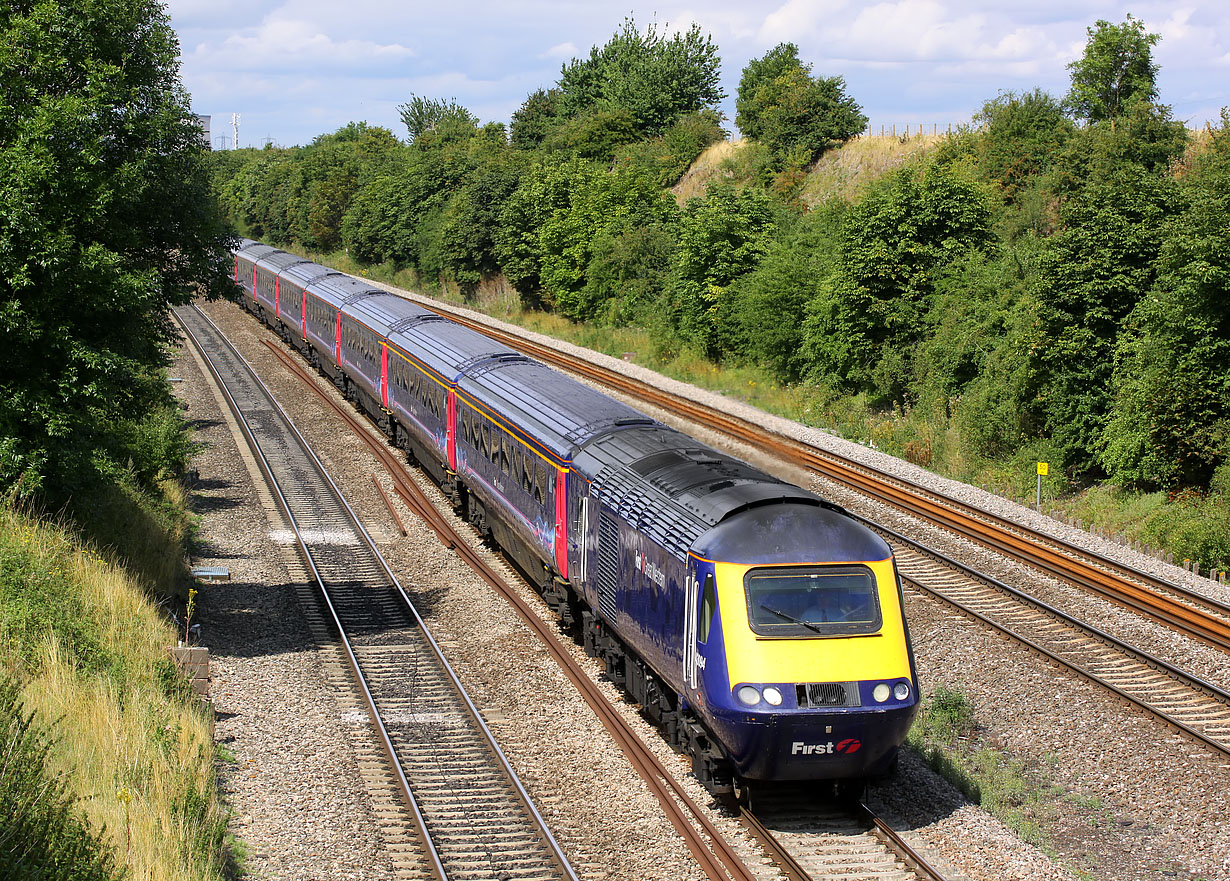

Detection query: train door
xmin=553 ymin=467 xmax=568 ymax=578
xmin=683 ymin=560 xmax=716 ymax=702
xmin=379 ymin=345 xmax=389 ymax=410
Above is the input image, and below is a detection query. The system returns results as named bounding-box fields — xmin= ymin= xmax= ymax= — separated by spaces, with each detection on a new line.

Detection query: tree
xmin=974 ymin=89 xmax=1074 ymax=202
xmin=0 ymin=0 xmax=233 ymax=497
xmin=800 ymin=162 xmax=993 ymax=401
xmin=1065 ymin=15 xmax=1160 ymax=123
xmin=510 ymin=88 xmax=561 ymax=150
xmin=398 ymin=95 xmax=478 ymax=144
xmin=1101 ymin=113 xmax=1230 ymax=489
xmin=736 ymin=43 xmax=866 ymax=165
xmin=668 ymin=185 xmax=778 ymax=356
xmin=1027 ymin=165 xmax=1179 ymax=476
xmin=556 ymin=18 xmax=724 ymax=137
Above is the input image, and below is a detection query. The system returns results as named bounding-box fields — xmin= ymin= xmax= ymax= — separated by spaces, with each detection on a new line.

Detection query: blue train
xmin=232 ymin=240 xmax=920 ymax=794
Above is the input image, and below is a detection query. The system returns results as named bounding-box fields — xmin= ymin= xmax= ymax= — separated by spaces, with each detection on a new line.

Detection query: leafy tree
xmin=510 ymin=87 xmax=561 ymax=150
xmin=556 ymin=18 xmax=724 ymax=137
xmin=668 ymin=184 xmax=778 ymax=356
xmin=0 ymin=0 xmax=232 ymax=497
xmin=537 ymin=165 xmax=678 ymax=320
xmin=494 ymin=157 xmax=599 ymax=304
xmin=800 ymin=162 xmax=993 ymax=401
xmin=398 ymin=94 xmax=478 ymax=143
xmin=736 ymin=43 xmax=866 ymax=165
xmin=1101 ymin=114 xmax=1230 ymax=488
xmin=438 ymin=131 xmax=525 ymax=288
xmin=614 ymin=110 xmax=725 ymax=186
xmin=1065 ymin=15 xmax=1160 ymax=123
xmin=293 ymin=122 xmax=402 ymax=250
xmin=543 ymin=106 xmax=640 ymax=162
xmin=1028 ymin=165 xmax=1180 ymax=476
xmin=721 ymin=206 xmax=844 ymax=381
xmin=974 ymin=89 xmax=1074 ymax=202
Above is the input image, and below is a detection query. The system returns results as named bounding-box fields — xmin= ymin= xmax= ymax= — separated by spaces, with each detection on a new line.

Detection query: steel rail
xmin=179 ymin=307 xmax=448 ymax=880
xmin=180 ymin=306 xmax=579 ymax=881
xmin=853 ymin=508 xmax=1230 ymax=757
xmin=854 ymin=801 xmax=949 ymax=881
xmin=256 ymin=336 xmax=760 ymax=881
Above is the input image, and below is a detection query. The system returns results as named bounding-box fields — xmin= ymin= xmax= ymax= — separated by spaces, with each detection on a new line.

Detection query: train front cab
xmin=687 ymin=503 xmax=919 ymax=783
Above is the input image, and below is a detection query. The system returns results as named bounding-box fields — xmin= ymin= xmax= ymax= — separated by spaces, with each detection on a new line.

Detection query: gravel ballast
xmin=173 ymin=293 xmax=1228 ymax=881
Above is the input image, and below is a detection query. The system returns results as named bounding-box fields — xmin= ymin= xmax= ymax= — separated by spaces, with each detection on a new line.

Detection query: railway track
xmin=373 ymin=295 xmax=1230 ymax=762
xmin=401 ymin=297 xmax=1230 ymax=653
xmin=742 ymin=795 xmax=947 ymax=881
xmin=177 ymin=304 xmax=578 ymax=881
xmin=230 ymin=305 xmax=961 ymax=881
xmin=876 ymin=519 xmax=1230 ymax=758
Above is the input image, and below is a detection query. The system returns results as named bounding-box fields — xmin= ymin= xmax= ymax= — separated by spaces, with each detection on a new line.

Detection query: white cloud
xmin=540 ymin=41 xmax=578 ymax=59
xmin=193 ymin=14 xmax=414 ymax=73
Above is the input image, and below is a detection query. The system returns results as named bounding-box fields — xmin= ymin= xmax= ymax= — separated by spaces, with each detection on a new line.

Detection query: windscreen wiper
xmin=759 ymin=604 xmax=825 ymax=634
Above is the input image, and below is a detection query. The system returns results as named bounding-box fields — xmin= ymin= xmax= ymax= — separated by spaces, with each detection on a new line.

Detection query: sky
xmin=165 ymin=1 xmax=1230 ymax=149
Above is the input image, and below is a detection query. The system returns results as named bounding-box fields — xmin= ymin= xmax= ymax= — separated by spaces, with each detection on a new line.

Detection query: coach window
xmin=533 ymin=461 xmax=546 ymax=506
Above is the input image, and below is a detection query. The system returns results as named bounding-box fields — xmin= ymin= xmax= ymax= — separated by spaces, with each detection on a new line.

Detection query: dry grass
xmin=671 ymin=139 xmax=743 ymax=203
xmin=799 ymin=133 xmax=950 ymax=206
xmin=3 ymin=503 xmax=228 ymax=880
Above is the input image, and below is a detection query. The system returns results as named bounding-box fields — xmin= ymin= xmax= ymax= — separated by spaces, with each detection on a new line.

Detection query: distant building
xmin=194 ymin=114 xmax=211 ymax=150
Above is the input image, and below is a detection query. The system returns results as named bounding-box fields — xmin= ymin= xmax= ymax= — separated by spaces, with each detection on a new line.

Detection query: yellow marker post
xmin=1036 ymin=462 xmax=1048 ymax=508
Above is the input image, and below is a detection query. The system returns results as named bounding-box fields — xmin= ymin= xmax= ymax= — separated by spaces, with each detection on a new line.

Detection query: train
xmin=230 ymin=239 xmax=920 ymax=795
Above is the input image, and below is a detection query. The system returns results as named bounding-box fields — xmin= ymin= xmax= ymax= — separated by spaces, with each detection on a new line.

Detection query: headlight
xmin=736 ymin=685 xmax=761 ymax=706
xmin=762 ymin=686 xmax=783 ymax=706
xmin=893 ymin=681 xmax=911 ymax=701
xmin=872 ymin=683 xmax=891 ymax=703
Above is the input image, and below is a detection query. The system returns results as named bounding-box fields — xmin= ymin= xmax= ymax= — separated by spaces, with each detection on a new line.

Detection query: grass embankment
xmin=0 ymin=481 xmax=232 ymax=880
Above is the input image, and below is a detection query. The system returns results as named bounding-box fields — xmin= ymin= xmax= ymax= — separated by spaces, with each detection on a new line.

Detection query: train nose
xmin=719 ymin=704 xmax=917 ymax=781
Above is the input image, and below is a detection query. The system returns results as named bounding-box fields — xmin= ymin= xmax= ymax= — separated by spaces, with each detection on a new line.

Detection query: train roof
xmin=281 ymin=261 xmax=341 ymax=288
xmin=452 ymin=359 xmax=654 ymax=465
xmin=255 ymin=251 xmax=310 ymax=273
xmin=305 ymin=273 xmax=384 ymax=305
xmin=574 ymin=425 xmax=831 ymax=558
xmin=389 ymin=319 xmax=521 ymax=386
xmin=344 ymin=292 xmax=440 ymax=338
xmin=456 ymin=359 xmax=654 ymax=463
xmin=236 ymin=243 xmax=280 ymax=262
xmin=694 ymin=503 xmax=890 ymax=566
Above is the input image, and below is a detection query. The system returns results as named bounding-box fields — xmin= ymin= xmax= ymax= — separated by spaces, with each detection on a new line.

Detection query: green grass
xmin=906 ymin=685 xmax=1059 ymax=851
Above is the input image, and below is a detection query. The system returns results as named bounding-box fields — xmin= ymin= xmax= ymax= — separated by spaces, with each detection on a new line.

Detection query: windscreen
xmin=744 ymin=566 xmax=882 ymax=637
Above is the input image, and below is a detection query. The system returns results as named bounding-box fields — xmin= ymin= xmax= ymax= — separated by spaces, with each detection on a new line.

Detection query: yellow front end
xmin=716 ymin=557 xmax=914 ymax=686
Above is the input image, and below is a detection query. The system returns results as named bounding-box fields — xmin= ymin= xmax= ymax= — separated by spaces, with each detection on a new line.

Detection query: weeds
xmin=906 ymin=685 xmax=1058 ymax=851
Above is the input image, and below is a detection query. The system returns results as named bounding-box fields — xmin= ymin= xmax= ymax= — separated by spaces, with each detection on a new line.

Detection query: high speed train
xmin=231 ymin=239 xmax=920 ymax=794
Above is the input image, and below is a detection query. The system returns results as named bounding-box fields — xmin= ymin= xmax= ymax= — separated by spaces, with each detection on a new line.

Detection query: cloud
xmin=540 ymin=41 xmax=578 ymax=60
xmin=193 ymin=14 xmax=414 ymax=73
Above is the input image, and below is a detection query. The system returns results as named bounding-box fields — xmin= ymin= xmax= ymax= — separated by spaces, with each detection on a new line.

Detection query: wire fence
xmin=859 ymin=122 xmax=972 ymax=138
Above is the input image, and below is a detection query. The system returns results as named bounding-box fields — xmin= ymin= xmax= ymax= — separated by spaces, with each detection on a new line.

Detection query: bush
xmin=614 ymin=111 xmax=725 ymax=186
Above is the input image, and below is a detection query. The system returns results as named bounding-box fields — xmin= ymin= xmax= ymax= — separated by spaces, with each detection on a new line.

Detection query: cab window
xmin=744 ymin=566 xmax=881 ymax=637
xmin=698 ymin=574 xmax=716 ymax=643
